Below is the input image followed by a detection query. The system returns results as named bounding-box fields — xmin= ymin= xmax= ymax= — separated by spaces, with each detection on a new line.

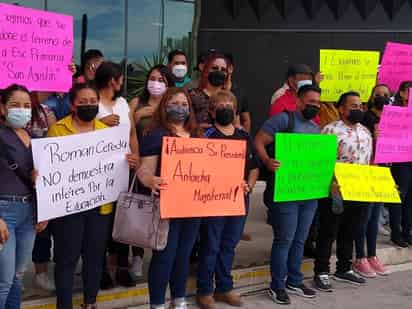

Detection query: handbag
xmin=112 ymin=173 xmax=169 ymax=250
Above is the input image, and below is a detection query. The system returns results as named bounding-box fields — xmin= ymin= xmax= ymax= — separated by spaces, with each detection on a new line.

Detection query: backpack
xmin=258 ymin=111 xmax=295 ymax=181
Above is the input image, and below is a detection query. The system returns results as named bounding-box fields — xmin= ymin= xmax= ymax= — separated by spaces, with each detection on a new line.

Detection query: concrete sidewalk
xmin=22 ymin=182 xmax=412 ymax=309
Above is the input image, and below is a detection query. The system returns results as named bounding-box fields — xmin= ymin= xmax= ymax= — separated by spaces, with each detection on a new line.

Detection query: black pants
xmin=51 ymin=208 xmax=111 ymax=309
xmin=314 ymin=198 xmax=368 ymax=275
xmin=389 ymin=163 xmax=412 ymax=240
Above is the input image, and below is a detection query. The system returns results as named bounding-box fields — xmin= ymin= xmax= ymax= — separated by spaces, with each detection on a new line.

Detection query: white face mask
xmin=297 ymin=79 xmax=313 ymax=90
xmin=147 ymin=80 xmax=167 ymax=96
xmin=172 ymin=64 xmax=187 ymax=79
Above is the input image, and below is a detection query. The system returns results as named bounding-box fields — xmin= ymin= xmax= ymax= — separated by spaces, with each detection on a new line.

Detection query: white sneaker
xmin=129 ymin=256 xmax=143 ymax=279
xmin=379 ymin=225 xmax=390 ymax=236
xmin=35 ymin=273 xmax=55 ymax=291
xmin=170 ymin=298 xmax=188 ymax=309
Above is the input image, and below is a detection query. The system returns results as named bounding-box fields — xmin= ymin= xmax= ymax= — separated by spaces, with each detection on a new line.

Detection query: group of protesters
xmin=0 ymin=46 xmax=411 ymax=309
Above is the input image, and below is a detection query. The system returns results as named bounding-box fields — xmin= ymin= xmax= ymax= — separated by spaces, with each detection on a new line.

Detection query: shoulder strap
xmin=286 ymin=111 xmax=295 ymax=133
xmin=204 ymin=127 xmax=217 ymax=138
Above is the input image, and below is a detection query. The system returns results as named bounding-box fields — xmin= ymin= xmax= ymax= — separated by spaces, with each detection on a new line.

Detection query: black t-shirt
xmin=361 ymin=110 xmax=379 ymax=136
xmin=205 ymin=126 xmax=259 ymax=180
xmin=231 ymin=84 xmax=249 ymax=115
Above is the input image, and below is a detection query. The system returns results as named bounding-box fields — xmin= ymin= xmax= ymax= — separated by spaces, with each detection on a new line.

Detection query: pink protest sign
xmin=0 ymin=3 xmax=73 ymax=92
xmin=378 ymin=42 xmax=412 ymax=92
xmin=374 ymin=105 xmax=412 ymax=164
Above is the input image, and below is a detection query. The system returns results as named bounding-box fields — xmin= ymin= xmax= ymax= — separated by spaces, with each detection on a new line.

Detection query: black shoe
xmin=333 ymin=270 xmax=366 ymax=285
xmin=314 ymin=273 xmax=333 ymax=292
xmin=100 ymin=271 xmax=115 ymax=290
xmin=303 ymin=245 xmax=316 ymax=259
xmin=403 ymin=235 xmax=412 ymax=246
xmin=268 ymin=288 xmax=291 ymax=305
xmin=286 ymin=283 xmax=316 ymax=298
xmin=116 ymin=268 xmax=137 ymax=287
xmin=391 ymin=237 xmax=409 ymax=248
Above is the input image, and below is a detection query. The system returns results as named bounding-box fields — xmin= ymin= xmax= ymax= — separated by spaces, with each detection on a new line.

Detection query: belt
xmin=0 ymin=195 xmax=33 ymax=204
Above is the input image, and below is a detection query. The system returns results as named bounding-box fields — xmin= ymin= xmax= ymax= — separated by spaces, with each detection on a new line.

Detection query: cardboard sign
xmin=0 ymin=3 xmax=73 ymax=92
xmin=274 ymin=133 xmax=337 ymax=202
xmin=374 ymin=105 xmax=412 ymax=164
xmin=378 ymin=42 xmax=412 ymax=92
xmin=320 ymin=49 xmax=380 ymax=102
xmin=32 ymin=126 xmax=130 ymax=221
xmin=160 ymin=137 xmax=246 ymax=218
xmin=334 ymin=163 xmax=401 ymax=203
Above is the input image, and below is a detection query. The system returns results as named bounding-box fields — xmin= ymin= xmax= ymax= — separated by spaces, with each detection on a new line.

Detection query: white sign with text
xmin=32 ymin=126 xmax=130 ymax=221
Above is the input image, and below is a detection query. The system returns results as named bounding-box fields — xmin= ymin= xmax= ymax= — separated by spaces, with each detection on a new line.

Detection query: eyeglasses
xmin=86 ymin=62 xmax=100 ymax=71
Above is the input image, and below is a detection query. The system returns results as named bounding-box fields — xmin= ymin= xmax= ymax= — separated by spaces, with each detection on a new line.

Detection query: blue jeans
xmin=149 ymin=218 xmax=201 ymax=305
xmin=0 ymin=200 xmax=35 ymax=309
xmin=355 ymin=203 xmax=381 ymax=258
xmin=268 ymin=200 xmax=317 ymax=290
xmin=197 ymin=197 xmax=249 ymax=295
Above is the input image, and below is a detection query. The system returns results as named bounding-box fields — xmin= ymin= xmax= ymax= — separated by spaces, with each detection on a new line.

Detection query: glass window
xmin=126 ymin=0 xmax=195 ymax=98
xmin=48 ymin=0 xmax=125 ymax=62
xmin=1 ymin=0 xmax=45 ymax=9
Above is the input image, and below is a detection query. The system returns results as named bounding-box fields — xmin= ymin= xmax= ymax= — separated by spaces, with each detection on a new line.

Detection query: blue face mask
xmin=6 ymin=108 xmax=32 ymax=129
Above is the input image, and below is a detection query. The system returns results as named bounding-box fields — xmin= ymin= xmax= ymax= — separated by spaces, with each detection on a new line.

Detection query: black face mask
xmin=215 ymin=108 xmax=235 ymax=126
xmin=301 ymin=105 xmax=320 ymax=120
xmin=208 ymin=71 xmax=226 ymax=87
xmin=373 ymin=96 xmax=390 ymax=111
xmin=348 ymin=109 xmax=364 ymax=124
xmin=76 ymin=105 xmax=99 ymax=122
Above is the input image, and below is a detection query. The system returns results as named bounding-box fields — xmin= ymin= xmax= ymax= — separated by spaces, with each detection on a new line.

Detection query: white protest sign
xmin=32 ymin=126 xmax=130 ymax=221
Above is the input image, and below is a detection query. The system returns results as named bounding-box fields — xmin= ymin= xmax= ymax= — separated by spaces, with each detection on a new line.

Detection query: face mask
xmin=373 ymin=96 xmax=390 ymax=110
xmin=215 ymin=107 xmax=235 ymax=126
xmin=348 ymin=109 xmax=364 ymax=124
xmin=301 ymin=105 xmax=320 ymax=120
xmin=172 ymin=65 xmax=187 ymax=79
xmin=76 ymin=105 xmax=99 ymax=122
xmin=166 ymin=104 xmax=190 ymax=122
xmin=208 ymin=71 xmax=226 ymax=87
xmin=297 ymin=79 xmax=313 ymax=90
xmin=148 ymin=80 xmax=167 ymax=96
xmin=6 ymin=108 xmax=32 ymax=129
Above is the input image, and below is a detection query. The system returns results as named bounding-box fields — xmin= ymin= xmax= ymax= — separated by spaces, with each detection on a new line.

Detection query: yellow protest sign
xmin=334 ymin=163 xmax=400 ymax=203
xmin=320 ymin=49 xmax=380 ymax=102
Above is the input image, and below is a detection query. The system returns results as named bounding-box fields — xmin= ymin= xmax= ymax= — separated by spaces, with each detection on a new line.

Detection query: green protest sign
xmin=274 ymin=133 xmax=337 ymax=202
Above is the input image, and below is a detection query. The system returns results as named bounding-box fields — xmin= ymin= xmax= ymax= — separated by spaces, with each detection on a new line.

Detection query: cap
xmin=286 ymin=64 xmax=313 ymax=78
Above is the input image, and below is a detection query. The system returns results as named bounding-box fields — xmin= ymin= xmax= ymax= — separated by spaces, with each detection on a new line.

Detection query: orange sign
xmin=160 ymin=137 xmax=246 ymax=219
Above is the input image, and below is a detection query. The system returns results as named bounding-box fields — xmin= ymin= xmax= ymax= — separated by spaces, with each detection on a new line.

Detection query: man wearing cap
xmin=269 ymin=64 xmax=319 ymax=121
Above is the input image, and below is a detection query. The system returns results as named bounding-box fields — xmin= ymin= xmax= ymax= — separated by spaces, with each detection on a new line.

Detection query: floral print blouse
xmin=322 ymin=120 xmax=373 ymax=165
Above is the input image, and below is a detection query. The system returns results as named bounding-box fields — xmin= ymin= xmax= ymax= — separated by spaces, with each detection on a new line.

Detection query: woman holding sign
xmin=47 ymin=82 xmax=138 ymax=309
xmin=137 ymin=87 xmax=202 ymax=309
xmin=0 ymin=84 xmax=47 ymax=309
xmin=94 ymin=61 xmax=143 ymax=287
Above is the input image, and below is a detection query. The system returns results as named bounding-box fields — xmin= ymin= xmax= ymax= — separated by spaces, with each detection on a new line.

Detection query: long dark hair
xmin=150 ymin=87 xmax=201 ymax=137
xmin=0 ymin=84 xmax=31 ymax=105
xmin=140 ymin=65 xmax=175 ymax=103
xmin=68 ymin=82 xmax=100 ymax=104
xmin=94 ymin=61 xmax=123 ymax=90
xmin=394 ymin=80 xmax=412 ymax=106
